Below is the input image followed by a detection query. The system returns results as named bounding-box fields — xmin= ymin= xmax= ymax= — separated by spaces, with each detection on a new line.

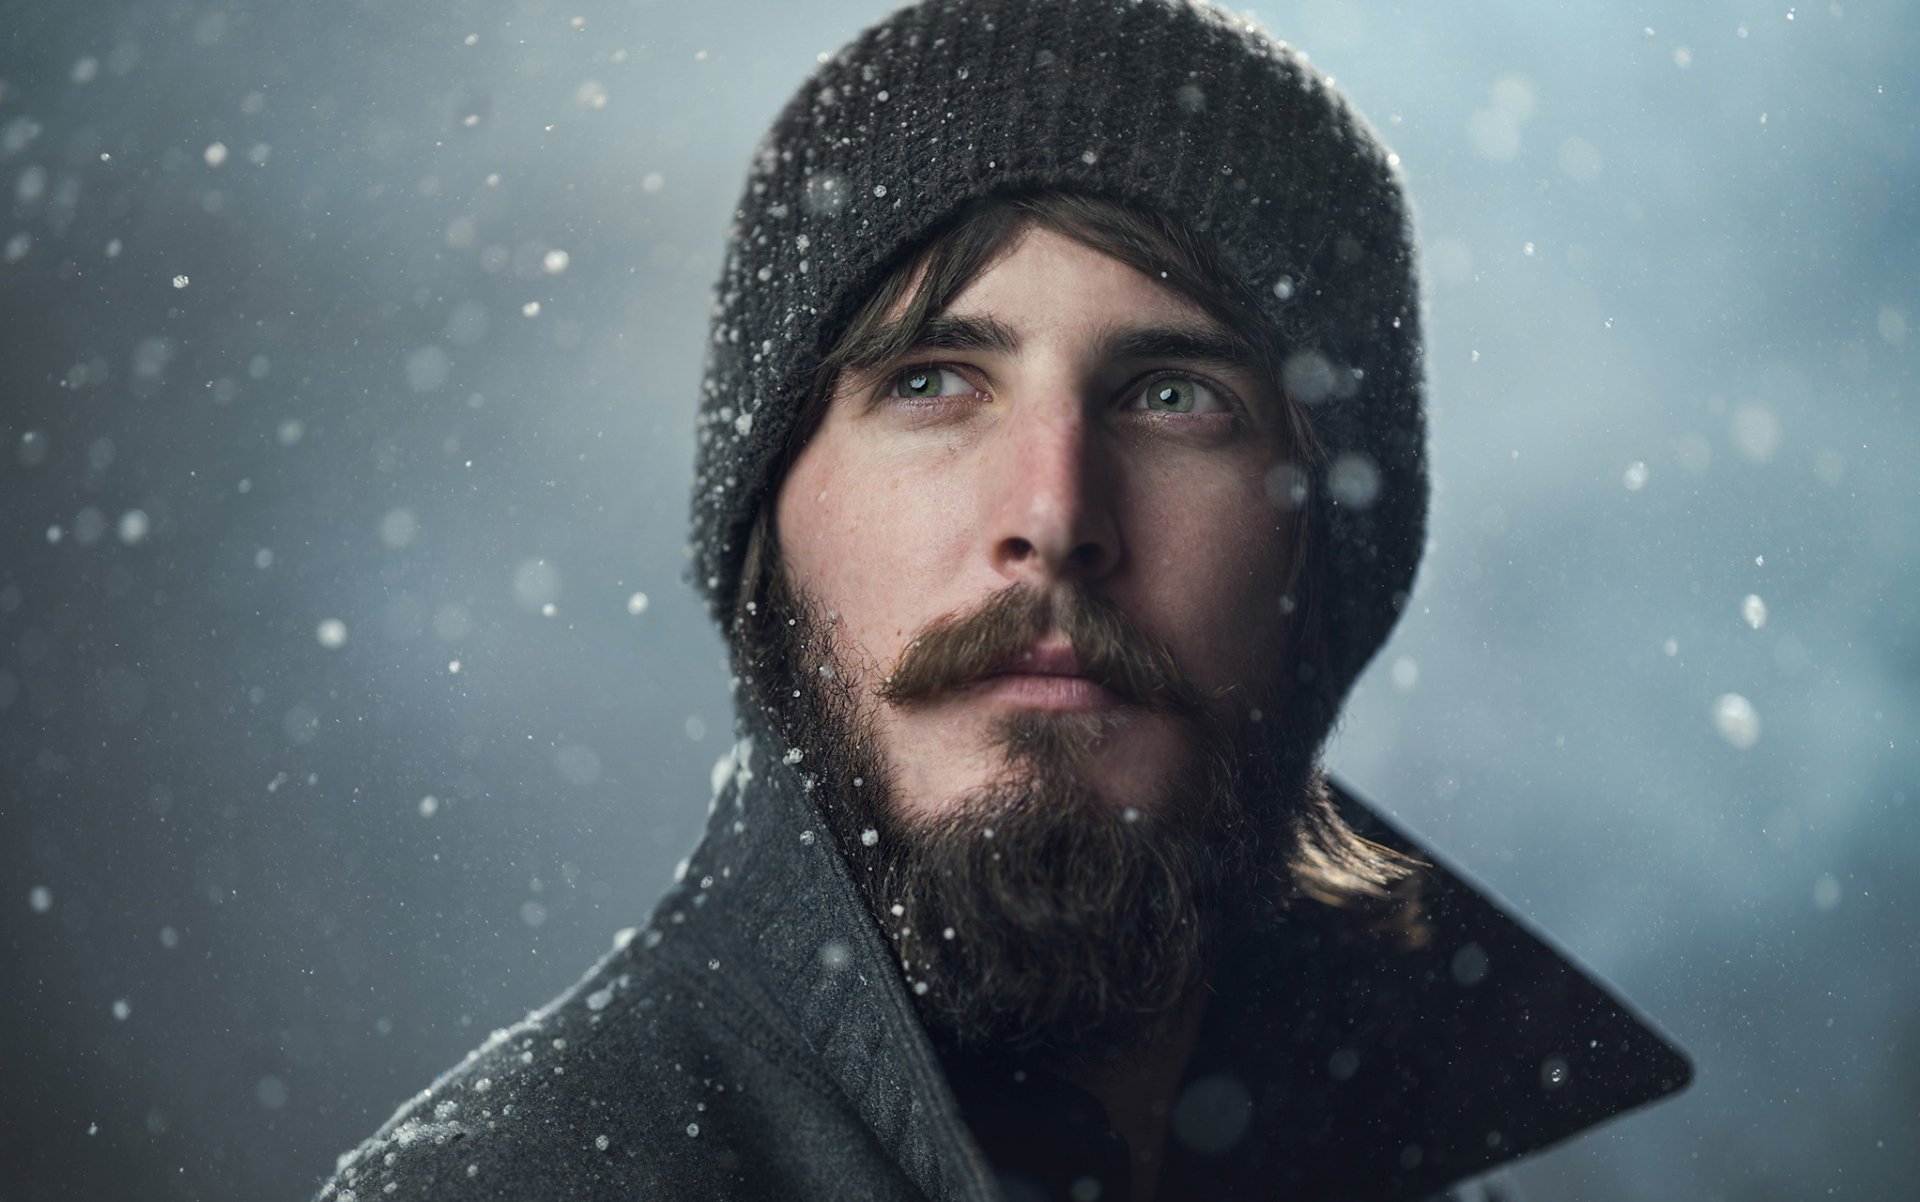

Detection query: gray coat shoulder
xmin=312 ymin=922 xmax=890 ymax=1202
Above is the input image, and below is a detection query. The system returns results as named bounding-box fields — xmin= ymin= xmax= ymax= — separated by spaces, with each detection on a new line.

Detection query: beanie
xmin=691 ymin=0 xmax=1426 ymax=714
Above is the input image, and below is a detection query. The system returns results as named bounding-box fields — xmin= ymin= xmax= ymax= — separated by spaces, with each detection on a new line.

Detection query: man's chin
xmin=993 ymin=707 xmax=1199 ymax=814
xmin=878 ymin=706 xmax=1195 ymax=821
xmin=882 ymin=780 xmax=1213 ymax=1060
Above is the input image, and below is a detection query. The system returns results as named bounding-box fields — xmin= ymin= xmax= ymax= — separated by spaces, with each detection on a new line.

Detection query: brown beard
xmin=739 ymin=570 xmax=1316 ymax=1064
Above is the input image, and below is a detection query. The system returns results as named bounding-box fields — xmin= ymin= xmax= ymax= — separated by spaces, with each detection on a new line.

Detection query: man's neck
xmin=1056 ymin=986 xmax=1211 ymax=1202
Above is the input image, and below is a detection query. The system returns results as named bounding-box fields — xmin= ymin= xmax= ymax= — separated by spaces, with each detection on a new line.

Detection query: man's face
xmin=775 ymin=225 xmax=1295 ymax=823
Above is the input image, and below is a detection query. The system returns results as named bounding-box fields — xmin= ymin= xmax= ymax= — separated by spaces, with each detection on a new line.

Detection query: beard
xmin=740 ymin=570 xmax=1319 ymax=1066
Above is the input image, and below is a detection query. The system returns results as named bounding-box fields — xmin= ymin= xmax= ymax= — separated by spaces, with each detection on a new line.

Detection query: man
xmin=317 ymin=1 xmax=1688 ymax=1199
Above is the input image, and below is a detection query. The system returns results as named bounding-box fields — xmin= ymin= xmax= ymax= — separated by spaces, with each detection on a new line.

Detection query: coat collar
xmin=689 ymin=726 xmax=1690 ymax=1201
xmin=1186 ymin=778 xmax=1693 ymax=1198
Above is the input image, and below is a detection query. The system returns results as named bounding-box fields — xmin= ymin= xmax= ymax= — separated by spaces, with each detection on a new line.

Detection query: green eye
xmin=1143 ymin=377 xmax=1198 ymax=413
xmin=895 ymin=366 xmax=955 ymax=399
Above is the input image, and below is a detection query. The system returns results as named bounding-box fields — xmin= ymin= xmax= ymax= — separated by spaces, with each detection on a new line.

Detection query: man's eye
xmin=889 ymin=365 xmax=970 ymax=400
xmin=1134 ymin=375 xmax=1226 ymax=415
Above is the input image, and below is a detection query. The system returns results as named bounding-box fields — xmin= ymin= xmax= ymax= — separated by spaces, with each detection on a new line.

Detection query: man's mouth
xmin=876 ymin=585 xmax=1202 ymax=717
xmin=962 ymin=641 xmax=1131 ymax=712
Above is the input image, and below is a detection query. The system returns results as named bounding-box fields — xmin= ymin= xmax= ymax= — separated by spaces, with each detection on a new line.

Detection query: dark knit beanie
xmin=691 ymin=0 xmax=1426 ymax=715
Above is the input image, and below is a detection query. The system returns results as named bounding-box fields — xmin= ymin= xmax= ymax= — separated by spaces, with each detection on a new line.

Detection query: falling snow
xmin=1712 ymin=693 xmax=1762 ymax=750
xmin=4 ymin=7 xmax=1913 ymax=1201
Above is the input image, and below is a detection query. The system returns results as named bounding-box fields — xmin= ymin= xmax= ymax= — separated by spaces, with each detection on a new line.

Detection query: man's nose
xmin=984 ymin=405 xmax=1121 ymax=584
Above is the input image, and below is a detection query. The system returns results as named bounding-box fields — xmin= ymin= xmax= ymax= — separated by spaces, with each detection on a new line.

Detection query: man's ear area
xmin=731 ymin=502 xmax=778 ymax=642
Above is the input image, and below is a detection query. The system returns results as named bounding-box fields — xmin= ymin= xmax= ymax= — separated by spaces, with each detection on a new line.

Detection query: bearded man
xmin=316 ymin=2 xmax=1688 ymax=1200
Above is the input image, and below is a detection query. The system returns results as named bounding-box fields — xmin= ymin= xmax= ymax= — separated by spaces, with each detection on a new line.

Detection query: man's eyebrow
xmin=907 ymin=313 xmax=1022 ymax=355
xmin=840 ymin=312 xmax=1019 ymax=374
xmin=844 ymin=315 xmax=1257 ymax=374
xmin=1102 ymin=325 xmax=1256 ymax=368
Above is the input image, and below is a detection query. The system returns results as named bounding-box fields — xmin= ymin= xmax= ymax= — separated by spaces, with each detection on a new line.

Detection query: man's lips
xmin=965 ymin=674 xmax=1127 ymax=711
xmin=876 ymin=588 xmax=1204 ymax=717
xmin=958 ymin=643 xmax=1129 ymax=711
xmin=994 ymin=642 xmax=1084 ymax=679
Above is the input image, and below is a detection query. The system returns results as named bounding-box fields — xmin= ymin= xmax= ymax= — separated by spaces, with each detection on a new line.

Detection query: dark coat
xmin=314 ymin=735 xmax=1688 ymax=1202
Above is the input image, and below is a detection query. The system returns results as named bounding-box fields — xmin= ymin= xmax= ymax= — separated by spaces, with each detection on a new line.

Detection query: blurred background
xmin=2 ymin=1 xmax=1913 ymax=1198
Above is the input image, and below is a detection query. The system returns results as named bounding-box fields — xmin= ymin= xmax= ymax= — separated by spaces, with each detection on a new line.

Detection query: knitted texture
xmin=691 ymin=0 xmax=1426 ymax=709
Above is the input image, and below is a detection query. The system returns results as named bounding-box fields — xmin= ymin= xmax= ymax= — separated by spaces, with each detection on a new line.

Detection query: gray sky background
xmin=2 ymin=1 xmax=1915 ymax=1199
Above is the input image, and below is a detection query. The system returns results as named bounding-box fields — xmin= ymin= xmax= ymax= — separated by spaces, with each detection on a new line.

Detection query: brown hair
xmin=734 ymin=189 xmax=1422 ymax=923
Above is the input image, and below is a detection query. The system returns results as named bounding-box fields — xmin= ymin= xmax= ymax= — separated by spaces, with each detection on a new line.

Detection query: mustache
xmin=875 ymin=586 xmax=1209 ymax=716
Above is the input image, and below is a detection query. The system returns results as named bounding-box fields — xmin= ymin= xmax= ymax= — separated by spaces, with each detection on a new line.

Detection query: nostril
xmin=1070 ymin=542 xmax=1106 ymax=571
xmin=991 ymin=508 xmax=1120 ymax=581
